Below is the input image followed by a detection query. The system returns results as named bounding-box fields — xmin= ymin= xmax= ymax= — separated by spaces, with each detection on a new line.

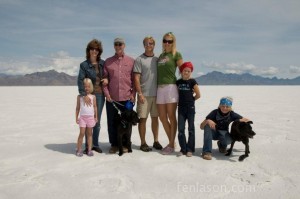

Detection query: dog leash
xmin=111 ymin=101 xmax=128 ymax=128
xmin=112 ymin=101 xmax=122 ymax=115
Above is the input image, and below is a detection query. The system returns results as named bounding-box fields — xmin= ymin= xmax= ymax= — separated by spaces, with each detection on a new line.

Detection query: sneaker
xmin=109 ymin=146 xmax=118 ymax=154
xmin=186 ymin=152 xmax=193 ymax=157
xmin=177 ymin=151 xmax=186 ymax=157
xmin=87 ymin=150 xmax=94 ymax=156
xmin=92 ymin=146 xmax=102 ymax=153
xmin=153 ymin=141 xmax=163 ymax=150
xmin=217 ymin=141 xmax=227 ymax=153
xmin=161 ymin=146 xmax=174 ymax=155
xmin=76 ymin=150 xmax=83 ymax=157
xmin=202 ymin=152 xmax=212 ymax=160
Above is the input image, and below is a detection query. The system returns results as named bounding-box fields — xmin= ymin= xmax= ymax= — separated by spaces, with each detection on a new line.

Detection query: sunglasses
xmin=114 ymin=42 xmax=123 ymax=47
xmin=144 ymin=42 xmax=154 ymax=47
xmin=163 ymin=39 xmax=173 ymax=44
xmin=89 ymin=47 xmax=99 ymax=51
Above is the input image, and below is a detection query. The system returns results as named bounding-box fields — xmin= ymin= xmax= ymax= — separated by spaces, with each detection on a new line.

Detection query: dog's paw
xmin=128 ymin=149 xmax=132 ymax=153
xmin=225 ymin=150 xmax=232 ymax=156
xmin=118 ymin=152 xmax=123 ymax=156
xmin=238 ymin=154 xmax=248 ymax=161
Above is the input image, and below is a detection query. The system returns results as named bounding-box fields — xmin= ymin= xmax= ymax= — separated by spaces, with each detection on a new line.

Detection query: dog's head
xmin=121 ymin=110 xmax=140 ymax=125
xmin=238 ymin=121 xmax=256 ymax=138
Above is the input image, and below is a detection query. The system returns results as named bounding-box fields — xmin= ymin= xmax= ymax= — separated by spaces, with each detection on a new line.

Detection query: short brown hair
xmin=86 ymin=39 xmax=103 ymax=61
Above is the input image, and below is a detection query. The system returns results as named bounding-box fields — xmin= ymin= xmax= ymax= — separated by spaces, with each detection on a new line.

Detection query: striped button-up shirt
xmin=103 ymin=54 xmax=136 ymax=101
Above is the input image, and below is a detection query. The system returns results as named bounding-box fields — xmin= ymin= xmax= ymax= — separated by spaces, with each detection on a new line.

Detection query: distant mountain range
xmin=195 ymin=71 xmax=300 ymax=85
xmin=0 ymin=70 xmax=299 ymax=86
xmin=0 ymin=70 xmax=76 ymax=86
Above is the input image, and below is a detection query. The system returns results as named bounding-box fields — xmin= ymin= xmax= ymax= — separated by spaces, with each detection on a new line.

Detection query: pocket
xmin=188 ymin=106 xmax=196 ymax=114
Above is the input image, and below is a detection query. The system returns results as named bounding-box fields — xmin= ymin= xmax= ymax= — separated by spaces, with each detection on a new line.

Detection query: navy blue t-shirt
xmin=206 ymin=108 xmax=243 ymax=131
xmin=176 ymin=78 xmax=198 ymax=106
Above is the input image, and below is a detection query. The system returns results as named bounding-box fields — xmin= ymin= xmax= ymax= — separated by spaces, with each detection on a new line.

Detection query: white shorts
xmin=156 ymin=84 xmax=178 ymax=104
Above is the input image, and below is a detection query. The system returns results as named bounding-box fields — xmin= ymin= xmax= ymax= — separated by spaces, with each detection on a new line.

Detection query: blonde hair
xmin=162 ymin=32 xmax=177 ymax=56
xmin=143 ymin=36 xmax=155 ymax=46
xmin=83 ymin=78 xmax=94 ymax=93
xmin=218 ymin=96 xmax=233 ymax=111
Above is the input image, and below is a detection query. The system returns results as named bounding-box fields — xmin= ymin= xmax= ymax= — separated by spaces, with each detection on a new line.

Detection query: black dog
xmin=225 ymin=121 xmax=256 ymax=161
xmin=115 ymin=109 xmax=140 ymax=156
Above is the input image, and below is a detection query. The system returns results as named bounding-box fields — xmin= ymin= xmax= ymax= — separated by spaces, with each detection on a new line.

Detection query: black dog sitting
xmin=115 ymin=109 xmax=140 ymax=156
xmin=225 ymin=121 xmax=256 ymax=161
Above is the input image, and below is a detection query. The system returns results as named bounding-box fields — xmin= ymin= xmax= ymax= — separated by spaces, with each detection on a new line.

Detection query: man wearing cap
xmin=133 ymin=36 xmax=163 ymax=152
xmin=103 ymin=37 xmax=136 ymax=154
xmin=200 ymin=97 xmax=250 ymax=160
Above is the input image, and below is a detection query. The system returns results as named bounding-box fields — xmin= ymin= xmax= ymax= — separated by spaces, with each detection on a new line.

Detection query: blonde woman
xmin=157 ymin=32 xmax=183 ymax=155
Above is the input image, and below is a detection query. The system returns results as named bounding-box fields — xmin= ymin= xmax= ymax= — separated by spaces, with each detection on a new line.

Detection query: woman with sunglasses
xmin=157 ymin=32 xmax=183 ymax=155
xmin=77 ymin=39 xmax=107 ymax=154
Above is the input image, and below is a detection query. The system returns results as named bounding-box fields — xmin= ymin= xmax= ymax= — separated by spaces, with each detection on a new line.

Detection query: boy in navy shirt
xmin=200 ymin=97 xmax=250 ymax=160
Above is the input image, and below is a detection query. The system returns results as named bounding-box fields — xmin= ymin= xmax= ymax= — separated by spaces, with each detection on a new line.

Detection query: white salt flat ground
xmin=0 ymin=86 xmax=299 ymax=199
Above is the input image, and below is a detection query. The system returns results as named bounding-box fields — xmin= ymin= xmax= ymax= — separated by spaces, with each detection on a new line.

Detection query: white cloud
xmin=0 ymin=51 xmax=82 ymax=76
xmin=258 ymin=66 xmax=279 ymax=76
xmin=289 ymin=65 xmax=300 ymax=74
xmin=201 ymin=61 xmax=284 ymax=77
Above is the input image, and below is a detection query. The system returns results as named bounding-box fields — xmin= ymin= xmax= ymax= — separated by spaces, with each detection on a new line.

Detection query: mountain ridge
xmin=0 ymin=70 xmax=299 ymax=86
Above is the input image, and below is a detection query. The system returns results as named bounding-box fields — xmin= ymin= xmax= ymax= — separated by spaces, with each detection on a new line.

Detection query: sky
xmin=0 ymin=0 xmax=300 ymax=78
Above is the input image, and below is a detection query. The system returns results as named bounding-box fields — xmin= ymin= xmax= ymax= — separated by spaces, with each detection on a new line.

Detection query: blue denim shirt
xmin=77 ymin=59 xmax=105 ymax=96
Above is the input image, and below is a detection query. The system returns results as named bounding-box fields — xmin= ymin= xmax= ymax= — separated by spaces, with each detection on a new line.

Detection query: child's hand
xmin=207 ymin=119 xmax=216 ymax=130
xmin=83 ymin=96 xmax=92 ymax=106
xmin=76 ymin=119 xmax=79 ymax=124
xmin=94 ymin=118 xmax=98 ymax=123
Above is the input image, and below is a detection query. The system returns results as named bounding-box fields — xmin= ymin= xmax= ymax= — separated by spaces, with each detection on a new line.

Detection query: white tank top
xmin=79 ymin=95 xmax=95 ymax=116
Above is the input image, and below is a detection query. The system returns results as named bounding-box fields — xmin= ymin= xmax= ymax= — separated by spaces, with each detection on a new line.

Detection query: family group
xmin=75 ymin=32 xmax=250 ymax=160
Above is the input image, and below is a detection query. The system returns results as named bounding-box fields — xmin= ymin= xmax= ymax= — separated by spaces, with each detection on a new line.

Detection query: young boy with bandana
xmin=200 ymin=97 xmax=250 ymax=160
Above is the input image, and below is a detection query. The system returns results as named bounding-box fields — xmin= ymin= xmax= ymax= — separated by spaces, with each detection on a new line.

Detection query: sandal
xmin=153 ymin=141 xmax=163 ymax=150
xmin=140 ymin=143 xmax=152 ymax=152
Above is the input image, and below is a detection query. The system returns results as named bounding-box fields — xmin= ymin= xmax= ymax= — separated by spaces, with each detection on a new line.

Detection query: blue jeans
xmin=178 ymin=105 xmax=195 ymax=153
xmin=202 ymin=125 xmax=232 ymax=153
xmin=106 ymin=101 xmax=126 ymax=146
xmin=85 ymin=93 xmax=105 ymax=148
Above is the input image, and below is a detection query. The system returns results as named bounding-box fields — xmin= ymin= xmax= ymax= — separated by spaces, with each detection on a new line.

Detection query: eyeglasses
xmin=89 ymin=47 xmax=99 ymax=51
xmin=144 ymin=42 xmax=154 ymax=47
xmin=163 ymin=39 xmax=173 ymax=44
xmin=114 ymin=42 xmax=123 ymax=47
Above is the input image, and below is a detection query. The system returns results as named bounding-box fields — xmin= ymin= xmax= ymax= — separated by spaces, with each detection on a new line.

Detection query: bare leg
xmin=86 ymin=127 xmax=93 ymax=151
xmin=151 ymin=116 xmax=159 ymax=142
xmin=157 ymin=104 xmax=171 ymax=142
xmin=138 ymin=118 xmax=147 ymax=145
xmin=77 ymin=127 xmax=86 ymax=151
xmin=166 ymin=103 xmax=177 ymax=148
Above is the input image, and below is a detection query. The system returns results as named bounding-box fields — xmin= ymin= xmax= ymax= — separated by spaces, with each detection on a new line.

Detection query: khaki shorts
xmin=137 ymin=96 xmax=158 ymax=118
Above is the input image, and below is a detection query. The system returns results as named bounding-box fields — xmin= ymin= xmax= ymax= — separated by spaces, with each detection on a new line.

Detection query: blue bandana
xmin=219 ymin=98 xmax=232 ymax=107
xmin=125 ymin=100 xmax=135 ymax=110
